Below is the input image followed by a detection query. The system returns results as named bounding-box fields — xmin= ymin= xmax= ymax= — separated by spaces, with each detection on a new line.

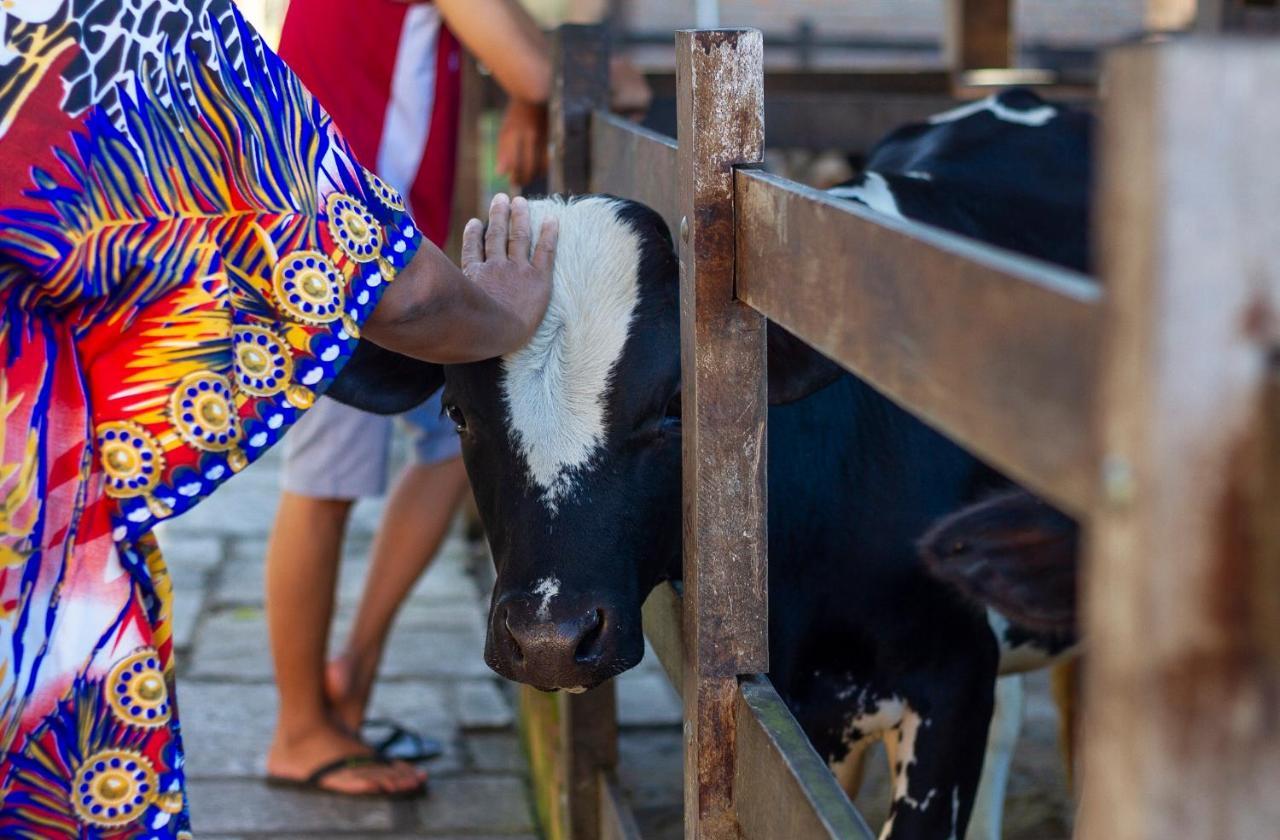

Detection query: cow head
xmin=441 ymin=195 xmax=839 ymax=691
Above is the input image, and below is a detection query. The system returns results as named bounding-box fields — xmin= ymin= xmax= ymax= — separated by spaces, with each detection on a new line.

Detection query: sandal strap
xmin=304 ymin=753 xmax=388 ymax=787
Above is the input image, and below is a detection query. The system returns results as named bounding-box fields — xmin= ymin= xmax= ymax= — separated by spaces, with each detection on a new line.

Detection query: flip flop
xmin=362 ymin=718 xmax=444 ymax=763
xmin=265 ymin=753 xmax=428 ymax=799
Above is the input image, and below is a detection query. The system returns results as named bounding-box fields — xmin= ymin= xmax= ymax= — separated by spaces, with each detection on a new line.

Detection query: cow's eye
xmin=443 ymin=403 xmax=467 ymax=433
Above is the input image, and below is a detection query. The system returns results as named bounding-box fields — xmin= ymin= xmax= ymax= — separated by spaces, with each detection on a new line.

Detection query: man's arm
xmin=436 ymin=0 xmax=551 ymax=104
xmin=364 ymin=194 xmax=556 ymax=363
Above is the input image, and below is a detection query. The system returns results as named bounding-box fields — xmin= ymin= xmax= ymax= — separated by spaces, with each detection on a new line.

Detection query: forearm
xmin=437 ymin=0 xmax=550 ymax=103
xmin=364 ymin=244 xmax=523 ymax=364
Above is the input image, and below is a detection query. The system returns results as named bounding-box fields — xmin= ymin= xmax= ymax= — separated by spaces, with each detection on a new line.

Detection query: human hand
xmin=461 ymin=193 xmax=558 ymax=351
xmin=496 ymin=99 xmax=548 ymax=188
xmin=609 ymin=57 xmax=651 ymax=121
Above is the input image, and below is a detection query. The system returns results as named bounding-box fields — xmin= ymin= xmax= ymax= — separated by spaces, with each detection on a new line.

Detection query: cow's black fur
xmin=333 ymin=89 xmax=1090 ymax=839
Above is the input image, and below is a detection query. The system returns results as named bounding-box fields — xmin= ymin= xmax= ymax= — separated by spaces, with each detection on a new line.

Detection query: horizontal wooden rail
xmin=735 ymin=168 xmax=1101 ymax=515
xmin=735 ymin=677 xmax=877 ymax=840
xmin=590 ymin=112 xmax=680 ymax=236
xmin=764 ymin=93 xmax=958 ymax=150
xmin=641 ymin=582 xmax=685 ymax=695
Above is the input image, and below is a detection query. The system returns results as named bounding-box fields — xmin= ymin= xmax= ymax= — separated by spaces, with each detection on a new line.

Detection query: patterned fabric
xmin=0 ymin=2 xmax=424 ymax=835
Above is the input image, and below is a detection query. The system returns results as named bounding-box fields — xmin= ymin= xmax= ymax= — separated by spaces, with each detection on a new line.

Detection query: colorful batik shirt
xmin=0 ymin=2 xmax=423 ymax=835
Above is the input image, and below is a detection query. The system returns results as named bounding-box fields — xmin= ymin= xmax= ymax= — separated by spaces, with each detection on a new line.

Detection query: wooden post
xmin=945 ymin=0 xmax=1014 ymax=75
xmin=1197 ymin=0 xmax=1280 ymax=32
xmin=445 ymin=53 xmax=484 ymax=261
xmin=518 ymin=24 xmax=618 ymax=840
xmin=551 ymin=24 xmax=610 ymax=195
xmin=1082 ymin=39 xmax=1280 ymax=840
xmin=676 ymin=28 xmax=767 ymax=839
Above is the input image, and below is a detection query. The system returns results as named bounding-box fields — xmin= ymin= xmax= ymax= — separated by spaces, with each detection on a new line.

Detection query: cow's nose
xmin=488 ymin=596 xmax=616 ymax=689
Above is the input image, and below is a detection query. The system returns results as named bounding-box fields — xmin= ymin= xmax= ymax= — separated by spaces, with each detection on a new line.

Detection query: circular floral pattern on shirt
xmin=169 ymin=372 xmax=241 ymax=452
xmin=106 ymin=647 xmax=171 ymax=729
xmin=363 ymin=170 xmax=406 ymax=212
xmin=272 ymin=250 xmax=345 ymax=325
xmin=233 ymin=325 xmax=294 ymax=397
xmin=72 ymin=749 xmax=157 ymax=829
xmin=97 ymin=422 xmax=165 ymax=499
xmin=326 ymin=192 xmax=382 ymax=263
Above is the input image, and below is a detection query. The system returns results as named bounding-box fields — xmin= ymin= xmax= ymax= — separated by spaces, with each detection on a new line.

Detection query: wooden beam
xmin=444 ymin=53 xmax=484 ymax=260
xmin=1197 ymin=0 xmax=1280 ymax=32
xmin=1080 ymin=39 xmax=1280 ymax=840
xmin=599 ymin=773 xmax=644 ymax=840
xmin=734 ymin=677 xmax=876 ymax=840
xmin=551 ymin=24 xmax=610 ymax=194
xmin=589 ymin=112 xmax=679 ymax=235
xmin=640 ymin=581 xmax=685 ymax=694
xmin=945 ymin=0 xmax=1014 ymax=75
xmin=734 ymin=169 xmax=1101 ymax=515
xmin=677 ymin=27 xmax=767 ymax=840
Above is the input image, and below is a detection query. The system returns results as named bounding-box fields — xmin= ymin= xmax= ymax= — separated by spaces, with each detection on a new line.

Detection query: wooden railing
xmin=512 ymin=12 xmax=1280 ymax=840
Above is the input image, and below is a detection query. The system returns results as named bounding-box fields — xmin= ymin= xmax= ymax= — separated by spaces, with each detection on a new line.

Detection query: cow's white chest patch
xmin=928 ymin=94 xmax=1057 ymax=127
xmin=501 ymin=197 xmax=642 ymax=511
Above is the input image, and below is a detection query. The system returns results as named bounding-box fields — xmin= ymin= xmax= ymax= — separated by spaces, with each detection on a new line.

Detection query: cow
xmin=328 ymin=90 xmax=1090 ymax=839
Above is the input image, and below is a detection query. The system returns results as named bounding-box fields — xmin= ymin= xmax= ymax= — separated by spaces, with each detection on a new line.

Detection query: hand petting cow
xmin=329 ymin=89 xmax=1090 ymax=840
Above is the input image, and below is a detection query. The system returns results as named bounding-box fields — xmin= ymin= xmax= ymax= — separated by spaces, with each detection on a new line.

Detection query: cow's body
xmin=332 ymin=90 xmax=1089 ymax=839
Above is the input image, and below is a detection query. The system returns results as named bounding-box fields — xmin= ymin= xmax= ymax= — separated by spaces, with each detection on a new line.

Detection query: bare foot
xmin=325 ymin=652 xmax=376 ymax=734
xmin=266 ymin=721 xmax=425 ymax=795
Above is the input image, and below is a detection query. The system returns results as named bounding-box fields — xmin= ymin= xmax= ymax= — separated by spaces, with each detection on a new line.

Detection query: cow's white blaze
xmin=928 ymin=95 xmax=1057 ymax=127
xmin=828 ymin=172 xmax=903 ymax=219
xmin=502 ymin=197 xmax=642 ymax=511
xmin=533 ymin=575 xmax=561 ymax=621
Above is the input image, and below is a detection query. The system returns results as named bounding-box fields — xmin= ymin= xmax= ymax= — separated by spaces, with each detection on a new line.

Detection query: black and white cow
xmin=331 ymin=90 xmax=1089 ymax=840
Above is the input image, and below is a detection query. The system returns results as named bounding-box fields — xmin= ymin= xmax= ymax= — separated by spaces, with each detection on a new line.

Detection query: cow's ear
xmin=325 ymin=340 xmax=444 ymax=415
xmin=917 ymin=490 xmax=1079 ymax=636
xmin=767 ymin=323 xmax=845 ymax=405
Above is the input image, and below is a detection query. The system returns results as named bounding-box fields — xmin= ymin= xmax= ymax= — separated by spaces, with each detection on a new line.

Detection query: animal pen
xmin=471 ymin=2 xmax=1278 ymax=838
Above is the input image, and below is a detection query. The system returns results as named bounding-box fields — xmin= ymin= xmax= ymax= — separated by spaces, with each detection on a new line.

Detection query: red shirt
xmin=278 ymin=0 xmax=462 ymax=246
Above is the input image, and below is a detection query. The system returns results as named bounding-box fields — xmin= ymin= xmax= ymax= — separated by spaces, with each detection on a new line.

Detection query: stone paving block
xmin=181 ymin=680 xmax=460 ymax=778
xmin=187 ymin=607 xmax=273 ymax=680
xmin=187 ymin=778 xmax=395 ymax=834
xmin=170 ymin=588 xmax=205 ymax=653
xmin=465 ymin=733 xmax=526 ymax=775
xmin=454 ymin=680 xmax=514 ymax=730
xmin=415 ymin=776 xmax=534 ymax=834
xmin=616 ymin=670 xmax=682 ymax=728
xmin=378 ymin=625 xmax=492 ymax=680
xmin=154 ymin=530 xmax=225 ymax=578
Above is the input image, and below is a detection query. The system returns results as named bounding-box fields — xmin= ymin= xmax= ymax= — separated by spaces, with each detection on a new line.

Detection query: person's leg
xmin=264 ymin=398 xmax=425 ymax=794
xmin=328 ymin=394 xmax=469 ymax=731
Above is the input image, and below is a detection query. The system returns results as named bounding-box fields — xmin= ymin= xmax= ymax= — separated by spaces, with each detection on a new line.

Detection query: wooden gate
xmin=513 ymin=9 xmax=1280 ymax=840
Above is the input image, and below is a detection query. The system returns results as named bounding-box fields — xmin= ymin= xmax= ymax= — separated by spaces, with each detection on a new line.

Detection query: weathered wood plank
xmin=599 ymin=773 xmax=644 ymax=840
xmin=640 ymin=581 xmax=685 ymax=695
xmin=1197 ymin=0 xmax=1280 ymax=32
xmin=563 ymin=686 xmax=620 ymax=840
xmin=677 ymin=27 xmax=768 ymax=840
xmin=444 ymin=53 xmax=484 ymax=261
xmin=1080 ymin=40 xmax=1280 ymax=840
xmin=945 ymin=0 xmax=1013 ymax=74
xmin=551 ymin=24 xmax=610 ymax=195
xmin=735 ymin=677 xmax=877 ymax=840
xmin=763 ymin=93 xmax=959 ymax=152
xmin=734 ymin=169 xmax=1100 ymax=515
xmin=589 ymin=112 xmax=679 ymax=236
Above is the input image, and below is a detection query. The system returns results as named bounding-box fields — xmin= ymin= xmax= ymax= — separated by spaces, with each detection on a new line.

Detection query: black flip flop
xmin=362 ymin=718 xmax=444 ymax=763
xmin=265 ymin=753 xmax=428 ymax=799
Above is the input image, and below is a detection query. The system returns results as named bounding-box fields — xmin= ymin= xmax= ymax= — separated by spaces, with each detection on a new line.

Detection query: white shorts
xmin=281 ymin=392 xmax=460 ymax=500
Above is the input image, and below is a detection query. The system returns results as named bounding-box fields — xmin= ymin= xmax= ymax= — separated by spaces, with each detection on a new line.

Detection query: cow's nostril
xmin=503 ymin=609 xmax=525 ymax=664
xmin=574 ymin=609 xmax=606 ymax=663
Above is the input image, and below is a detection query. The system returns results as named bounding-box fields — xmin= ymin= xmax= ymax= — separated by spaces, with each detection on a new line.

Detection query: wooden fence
xmin=508 ymin=7 xmax=1280 ymax=840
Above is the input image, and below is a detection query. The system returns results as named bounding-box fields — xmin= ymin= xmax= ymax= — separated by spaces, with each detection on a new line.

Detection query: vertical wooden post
xmin=1197 ymin=0 xmax=1280 ymax=32
xmin=518 ymin=24 xmax=618 ymax=840
xmin=551 ymin=24 xmax=610 ymax=195
xmin=1082 ymin=39 xmax=1280 ymax=840
xmin=945 ymin=0 xmax=1014 ymax=76
xmin=445 ymin=53 xmax=484 ymax=261
xmin=676 ymin=28 xmax=767 ymax=840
